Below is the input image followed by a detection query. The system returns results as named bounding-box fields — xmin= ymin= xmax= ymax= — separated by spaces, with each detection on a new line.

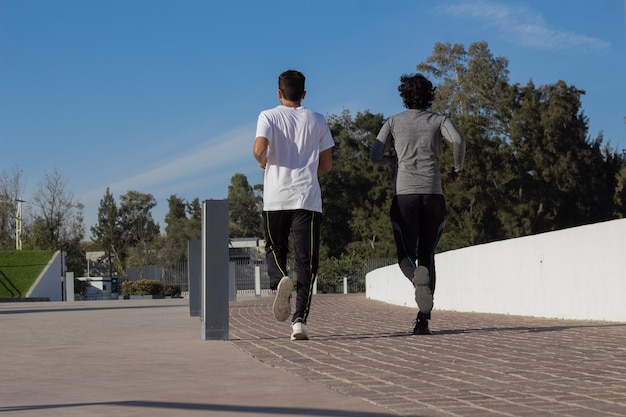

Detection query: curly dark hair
xmin=397 ymin=73 xmax=435 ymax=110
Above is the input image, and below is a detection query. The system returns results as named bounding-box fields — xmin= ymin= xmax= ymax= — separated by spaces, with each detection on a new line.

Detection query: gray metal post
xmin=60 ymin=251 xmax=66 ymax=301
xmin=201 ymin=200 xmax=229 ymax=340
xmin=188 ymin=240 xmax=201 ymax=317
xmin=65 ymin=272 xmax=75 ymax=302
xmin=254 ymin=265 xmax=261 ymax=298
xmin=229 ymin=262 xmax=236 ymax=302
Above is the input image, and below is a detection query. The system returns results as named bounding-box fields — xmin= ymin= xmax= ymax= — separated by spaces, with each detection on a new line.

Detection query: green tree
xmin=164 ymin=194 xmax=187 ymax=237
xmin=161 ymin=194 xmax=192 ymax=264
xmin=228 ymin=173 xmax=262 ymax=238
xmin=419 ymin=41 xmax=512 ymax=133
xmin=418 ymin=41 xmax=621 ymax=248
xmin=187 ymin=197 xmax=202 ymax=236
xmin=417 ymin=41 xmax=514 ymax=250
xmin=320 ymin=109 xmax=395 ymax=259
xmin=118 ymin=190 xmax=160 ymax=270
xmin=90 ymin=187 xmax=122 ymax=276
xmin=615 ymin=162 xmax=626 ymax=218
xmin=508 ymin=81 xmax=619 ymax=234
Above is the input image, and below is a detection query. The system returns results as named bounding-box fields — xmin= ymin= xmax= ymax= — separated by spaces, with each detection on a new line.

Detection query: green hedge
xmin=121 ymin=279 xmax=181 ymax=297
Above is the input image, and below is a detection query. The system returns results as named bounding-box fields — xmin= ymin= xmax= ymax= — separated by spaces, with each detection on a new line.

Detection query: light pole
xmin=15 ymin=199 xmax=24 ymax=250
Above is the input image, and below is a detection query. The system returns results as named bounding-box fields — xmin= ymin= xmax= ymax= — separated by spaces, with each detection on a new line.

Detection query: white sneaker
xmin=413 ymin=266 xmax=433 ymax=313
xmin=291 ymin=321 xmax=308 ymax=341
xmin=272 ymin=276 xmax=292 ymax=322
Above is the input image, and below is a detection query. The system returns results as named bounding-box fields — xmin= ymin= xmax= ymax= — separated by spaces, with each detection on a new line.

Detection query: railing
xmin=125 ymin=258 xmax=397 ymax=295
xmin=126 ymin=263 xmax=189 ymax=293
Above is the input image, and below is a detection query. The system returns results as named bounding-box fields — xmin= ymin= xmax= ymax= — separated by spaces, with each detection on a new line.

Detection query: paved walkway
xmin=2 ymin=294 xmax=626 ymax=416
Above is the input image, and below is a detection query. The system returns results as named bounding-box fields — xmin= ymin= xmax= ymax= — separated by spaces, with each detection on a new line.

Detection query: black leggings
xmin=390 ymin=194 xmax=446 ymax=294
xmin=263 ymin=210 xmax=321 ymax=323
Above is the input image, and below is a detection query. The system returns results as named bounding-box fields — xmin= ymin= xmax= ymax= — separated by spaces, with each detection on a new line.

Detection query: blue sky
xmin=1 ymin=0 xmax=625 ymax=235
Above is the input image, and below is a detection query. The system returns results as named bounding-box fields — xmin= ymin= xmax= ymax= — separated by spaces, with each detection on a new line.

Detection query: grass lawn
xmin=0 ymin=251 xmax=55 ymax=298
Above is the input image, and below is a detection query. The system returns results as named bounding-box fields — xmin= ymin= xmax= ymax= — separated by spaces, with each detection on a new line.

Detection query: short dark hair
xmin=278 ymin=70 xmax=305 ymax=101
xmin=398 ymin=73 xmax=435 ymax=110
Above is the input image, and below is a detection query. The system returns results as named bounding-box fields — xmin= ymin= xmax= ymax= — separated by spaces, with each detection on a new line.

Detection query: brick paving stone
xmin=230 ymin=293 xmax=626 ymax=417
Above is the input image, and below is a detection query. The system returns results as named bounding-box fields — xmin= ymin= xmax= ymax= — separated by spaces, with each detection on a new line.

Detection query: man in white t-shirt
xmin=253 ymin=70 xmax=334 ymax=341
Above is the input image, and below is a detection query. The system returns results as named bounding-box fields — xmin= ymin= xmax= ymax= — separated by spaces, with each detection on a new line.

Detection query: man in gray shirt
xmin=370 ymin=73 xmax=465 ymax=335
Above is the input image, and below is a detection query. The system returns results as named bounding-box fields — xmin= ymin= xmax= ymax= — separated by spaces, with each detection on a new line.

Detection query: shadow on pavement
xmin=0 ymin=400 xmax=405 ymax=417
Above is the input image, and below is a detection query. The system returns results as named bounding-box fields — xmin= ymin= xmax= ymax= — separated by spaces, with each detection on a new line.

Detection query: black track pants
xmin=390 ymin=194 xmax=446 ymax=294
xmin=263 ymin=210 xmax=321 ymax=323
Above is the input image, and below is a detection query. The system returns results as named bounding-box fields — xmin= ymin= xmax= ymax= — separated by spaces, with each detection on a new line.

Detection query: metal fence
xmin=126 ymin=263 xmax=189 ymax=293
xmin=316 ymin=258 xmax=397 ymax=293
xmin=126 ymin=257 xmax=397 ymax=295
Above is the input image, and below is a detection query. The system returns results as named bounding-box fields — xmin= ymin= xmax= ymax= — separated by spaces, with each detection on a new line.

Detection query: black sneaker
xmin=412 ymin=312 xmax=431 ymax=335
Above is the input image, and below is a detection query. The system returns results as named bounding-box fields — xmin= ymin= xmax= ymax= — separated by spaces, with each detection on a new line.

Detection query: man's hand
xmin=447 ymin=168 xmax=461 ymax=183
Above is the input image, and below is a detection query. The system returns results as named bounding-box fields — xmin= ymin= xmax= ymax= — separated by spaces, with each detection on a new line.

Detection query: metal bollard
xmin=188 ymin=240 xmax=201 ymax=317
xmin=201 ymin=200 xmax=229 ymax=340
xmin=254 ymin=265 xmax=261 ymax=298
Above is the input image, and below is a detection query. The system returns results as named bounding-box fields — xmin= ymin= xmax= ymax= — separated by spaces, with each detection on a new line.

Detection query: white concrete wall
xmin=78 ymin=276 xmax=114 ymax=300
xmin=366 ymin=218 xmax=626 ymax=322
xmin=27 ymin=250 xmax=63 ymax=301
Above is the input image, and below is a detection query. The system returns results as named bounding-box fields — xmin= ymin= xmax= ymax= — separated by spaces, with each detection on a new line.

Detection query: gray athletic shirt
xmin=370 ymin=109 xmax=466 ymax=195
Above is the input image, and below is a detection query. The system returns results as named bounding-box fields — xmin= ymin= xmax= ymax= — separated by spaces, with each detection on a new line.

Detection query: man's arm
xmin=441 ymin=118 xmax=466 ymax=173
xmin=318 ymin=148 xmax=332 ymax=173
xmin=253 ymin=136 xmax=269 ymax=169
xmin=370 ymin=139 xmax=393 ymax=167
xmin=370 ymin=120 xmax=394 ymax=167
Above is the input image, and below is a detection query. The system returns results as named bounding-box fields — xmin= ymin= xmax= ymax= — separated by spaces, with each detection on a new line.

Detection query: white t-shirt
xmin=256 ymin=105 xmax=334 ymax=212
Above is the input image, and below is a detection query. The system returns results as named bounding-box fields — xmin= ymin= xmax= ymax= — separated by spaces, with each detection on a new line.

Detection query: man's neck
xmin=280 ymin=99 xmax=301 ymax=108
